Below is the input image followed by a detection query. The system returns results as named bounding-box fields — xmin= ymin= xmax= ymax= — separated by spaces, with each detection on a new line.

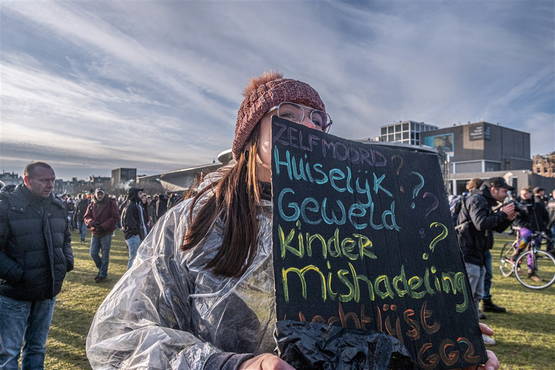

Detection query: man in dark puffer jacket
xmin=0 ymin=162 xmax=73 ymax=369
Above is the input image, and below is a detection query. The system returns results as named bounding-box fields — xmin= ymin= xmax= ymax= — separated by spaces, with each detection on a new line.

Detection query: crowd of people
xmin=0 ymin=171 xmax=190 ymax=369
xmin=2 ymin=71 xmax=554 ymax=369
xmin=62 ymin=188 xmax=185 ymax=281
xmin=449 ymin=179 xmax=555 ymax=346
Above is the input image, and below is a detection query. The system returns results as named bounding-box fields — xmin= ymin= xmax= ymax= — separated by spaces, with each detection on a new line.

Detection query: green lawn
xmin=44 ymin=231 xmax=555 ymax=369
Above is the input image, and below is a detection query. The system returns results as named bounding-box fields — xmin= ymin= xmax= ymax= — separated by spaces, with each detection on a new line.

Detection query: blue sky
xmin=1 ymin=0 xmax=554 ymax=179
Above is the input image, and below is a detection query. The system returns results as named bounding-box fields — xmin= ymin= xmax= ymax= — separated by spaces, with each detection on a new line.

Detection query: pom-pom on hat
xmin=232 ymin=71 xmax=325 ymax=159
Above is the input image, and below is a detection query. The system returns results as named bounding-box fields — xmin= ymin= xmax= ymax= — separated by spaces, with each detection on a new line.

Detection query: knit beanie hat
xmin=232 ymin=72 xmax=325 ymax=159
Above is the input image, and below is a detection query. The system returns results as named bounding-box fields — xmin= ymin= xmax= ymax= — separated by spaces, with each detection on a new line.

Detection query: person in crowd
xmin=0 ymin=184 xmax=16 ymax=199
xmin=147 ymin=195 xmax=157 ymax=228
xmin=466 ymin=177 xmax=508 ymax=316
xmin=533 ymin=187 xmax=548 ymax=205
xmin=456 ymin=177 xmax=516 ymax=345
xmin=84 ymin=188 xmax=119 ymax=283
xmin=139 ymin=192 xmax=150 ymax=229
xmin=74 ymin=193 xmax=91 ymax=242
xmin=0 ymin=162 xmax=73 ymax=369
xmin=64 ymin=195 xmax=76 ymax=231
xmin=168 ymin=191 xmax=184 ymax=208
xmin=511 ymin=187 xmax=549 ymax=280
xmin=87 ymin=72 xmax=500 ymax=370
xmin=117 ymin=194 xmax=128 ymax=223
xmin=533 ymin=187 xmax=550 ymax=235
xmin=120 ymin=188 xmax=148 ymax=269
xmin=156 ymin=193 xmax=168 ymax=221
xmin=454 ymin=179 xmax=507 ymax=316
xmin=547 ymin=189 xmax=555 ymax=253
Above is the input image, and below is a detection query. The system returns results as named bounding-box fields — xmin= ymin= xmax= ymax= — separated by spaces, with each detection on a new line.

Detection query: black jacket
xmin=456 ymin=184 xmax=512 ymax=266
xmin=121 ymin=189 xmax=148 ymax=240
xmin=74 ymin=197 xmax=90 ymax=223
xmin=534 ymin=195 xmax=549 ymax=231
xmin=514 ymin=198 xmax=548 ymax=232
xmin=0 ymin=185 xmax=73 ymax=301
xmin=156 ymin=195 xmax=168 ymax=220
xmin=548 ymin=197 xmax=555 ymax=229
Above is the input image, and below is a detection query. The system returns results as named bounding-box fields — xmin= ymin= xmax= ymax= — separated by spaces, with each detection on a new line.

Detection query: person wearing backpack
xmin=456 ymin=178 xmax=515 ymax=345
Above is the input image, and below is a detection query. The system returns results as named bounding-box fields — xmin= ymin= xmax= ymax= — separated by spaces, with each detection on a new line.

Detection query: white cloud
xmin=0 ymin=0 xmax=553 ymax=179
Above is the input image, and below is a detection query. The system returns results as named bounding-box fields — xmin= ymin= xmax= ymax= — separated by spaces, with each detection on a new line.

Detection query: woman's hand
xmin=241 ymin=326 xmax=499 ymax=370
xmin=479 ymin=350 xmax=499 ymax=370
xmin=464 ymin=324 xmax=499 ymax=370
xmin=239 ymin=354 xmax=295 ymax=370
xmin=479 ymin=323 xmax=493 ymax=337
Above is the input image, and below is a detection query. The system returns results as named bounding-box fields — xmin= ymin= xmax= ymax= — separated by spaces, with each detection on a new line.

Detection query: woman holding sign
xmin=86 ymin=72 xmax=499 ymax=370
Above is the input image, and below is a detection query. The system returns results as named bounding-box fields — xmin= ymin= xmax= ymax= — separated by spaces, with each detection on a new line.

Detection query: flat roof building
xmin=378 ymin=121 xmax=439 ymax=146
xmin=421 ymin=121 xmax=531 ymax=175
xmin=111 ymin=168 xmax=137 ymax=186
xmin=419 ymin=121 xmax=538 ymax=194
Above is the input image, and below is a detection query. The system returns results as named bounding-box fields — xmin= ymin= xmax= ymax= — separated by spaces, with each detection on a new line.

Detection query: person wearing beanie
xmin=87 ymin=72 xmax=500 ymax=370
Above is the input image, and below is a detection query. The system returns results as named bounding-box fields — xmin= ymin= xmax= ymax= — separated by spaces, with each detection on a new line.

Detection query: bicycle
xmin=499 ymin=229 xmax=555 ymax=289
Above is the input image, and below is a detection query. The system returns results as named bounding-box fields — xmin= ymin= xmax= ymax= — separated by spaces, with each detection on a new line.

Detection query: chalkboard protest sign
xmin=271 ymin=117 xmax=487 ymax=369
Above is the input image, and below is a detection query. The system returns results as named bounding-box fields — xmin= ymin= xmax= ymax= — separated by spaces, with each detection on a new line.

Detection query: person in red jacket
xmin=84 ymin=188 xmax=119 ymax=282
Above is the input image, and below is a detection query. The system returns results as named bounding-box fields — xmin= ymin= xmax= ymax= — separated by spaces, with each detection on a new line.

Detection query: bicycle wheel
xmin=499 ymin=242 xmax=515 ymax=277
xmin=515 ymin=250 xmax=555 ymax=289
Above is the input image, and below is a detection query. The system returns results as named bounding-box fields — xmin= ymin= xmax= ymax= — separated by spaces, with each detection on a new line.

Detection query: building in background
xmin=88 ymin=176 xmax=111 ymax=190
xmin=532 ymin=153 xmax=555 ymax=178
xmin=111 ymin=168 xmax=137 ymax=186
xmin=419 ymin=121 xmax=545 ymax=194
xmin=367 ymin=120 xmax=554 ymax=194
xmin=377 ymin=121 xmax=439 ymax=146
xmin=137 ymin=149 xmax=233 ymax=193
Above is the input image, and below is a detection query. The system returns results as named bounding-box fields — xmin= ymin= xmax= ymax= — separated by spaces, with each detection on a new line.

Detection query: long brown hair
xmin=181 ymin=125 xmax=264 ymax=277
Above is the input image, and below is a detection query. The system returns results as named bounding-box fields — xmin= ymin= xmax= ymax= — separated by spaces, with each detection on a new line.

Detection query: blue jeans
xmin=77 ymin=221 xmax=87 ymax=242
xmin=0 ymin=295 xmax=56 ymax=370
xmin=483 ymin=250 xmax=492 ymax=300
xmin=125 ymin=234 xmax=141 ymax=269
xmin=465 ymin=262 xmax=485 ymax=312
xmin=90 ymin=234 xmax=112 ymax=278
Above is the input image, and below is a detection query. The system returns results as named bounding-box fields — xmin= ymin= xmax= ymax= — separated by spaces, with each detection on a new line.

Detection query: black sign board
xmin=271 ymin=117 xmax=487 ymax=369
xmin=469 ymin=124 xmax=491 ymax=141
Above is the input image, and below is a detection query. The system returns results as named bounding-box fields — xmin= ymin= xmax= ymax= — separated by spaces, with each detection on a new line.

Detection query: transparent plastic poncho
xmin=86 ymin=179 xmax=276 ymax=369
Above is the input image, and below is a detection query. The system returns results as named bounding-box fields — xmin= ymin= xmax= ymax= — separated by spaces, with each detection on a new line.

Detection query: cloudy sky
xmin=1 ymin=1 xmax=554 ymax=179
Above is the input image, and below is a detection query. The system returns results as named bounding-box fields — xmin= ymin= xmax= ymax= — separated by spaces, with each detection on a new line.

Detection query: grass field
xmin=44 ymin=231 xmax=555 ymax=369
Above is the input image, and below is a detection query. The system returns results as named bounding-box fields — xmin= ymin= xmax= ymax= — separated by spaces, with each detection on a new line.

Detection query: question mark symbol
xmin=410 ymin=171 xmax=424 ymax=209
xmin=391 ymin=155 xmax=404 ymax=175
xmin=392 ymin=155 xmax=405 ymax=192
xmin=422 ymin=192 xmax=440 ymax=217
xmin=422 ymin=222 xmax=448 ymax=260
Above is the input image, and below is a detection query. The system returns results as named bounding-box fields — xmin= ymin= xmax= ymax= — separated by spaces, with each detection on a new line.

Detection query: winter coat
xmin=74 ymin=197 xmax=90 ymax=224
xmin=86 ymin=180 xmax=275 ymax=369
xmin=548 ymin=197 xmax=555 ymax=229
xmin=456 ymin=184 xmax=512 ymax=266
xmin=156 ymin=195 xmax=168 ymax=220
xmin=121 ymin=200 xmax=148 ymax=240
xmin=148 ymin=202 xmax=157 ymax=225
xmin=533 ymin=195 xmax=549 ymax=231
xmin=514 ymin=198 xmax=548 ymax=232
xmin=0 ymin=184 xmax=74 ymax=301
xmin=84 ymin=197 xmax=119 ymax=237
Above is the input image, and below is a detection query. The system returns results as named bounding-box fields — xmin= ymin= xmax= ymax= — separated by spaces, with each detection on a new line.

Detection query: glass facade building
xmin=378 ymin=121 xmax=439 ymax=146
